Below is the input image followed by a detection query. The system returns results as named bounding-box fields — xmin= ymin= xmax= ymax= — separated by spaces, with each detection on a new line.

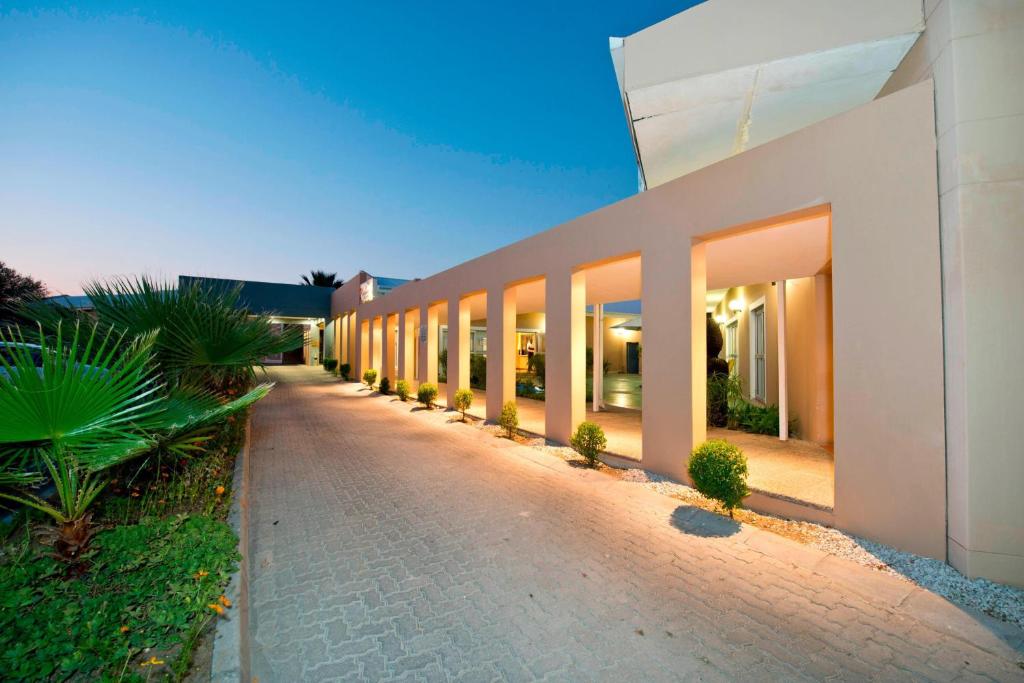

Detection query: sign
xmin=359 ymin=279 xmax=375 ymax=303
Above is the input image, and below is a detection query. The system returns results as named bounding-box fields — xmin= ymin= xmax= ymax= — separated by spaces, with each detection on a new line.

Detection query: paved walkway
xmin=247 ymin=366 xmax=1024 ymax=681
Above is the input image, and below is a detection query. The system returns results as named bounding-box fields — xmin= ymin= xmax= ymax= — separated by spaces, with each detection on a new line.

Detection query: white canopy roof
xmin=610 ymin=0 xmax=923 ymax=189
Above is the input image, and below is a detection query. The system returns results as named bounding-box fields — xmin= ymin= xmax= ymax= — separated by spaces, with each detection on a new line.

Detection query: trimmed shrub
xmin=362 ymin=368 xmax=378 ymax=388
xmin=395 ymin=379 xmax=410 ymax=401
xmin=417 ymin=382 xmax=438 ymax=408
xmin=339 ymin=363 xmax=351 ymax=380
xmin=378 ymin=376 xmax=390 ymax=395
xmin=323 ymin=358 xmax=338 ymax=372
xmin=688 ymin=440 xmax=749 ymax=517
xmin=570 ymin=421 xmax=607 ymax=467
xmin=499 ymin=401 xmax=519 ymax=438
xmin=453 ymin=388 xmax=474 ymax=421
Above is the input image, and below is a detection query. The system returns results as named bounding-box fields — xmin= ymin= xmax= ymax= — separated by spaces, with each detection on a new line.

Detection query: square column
xmin=340 ymin=313 xmax=349 ymax=367
xmin=486 ymin=286 xmax=516 ymax=421
xmin=776 ymin=280 xmax=788 ymax=441
xmin=641 ymin=242 xmax=706 ymax=480
xmin=397 ymin=310 xmax=408 ymax=382
xmin=545 ymin=269 xmax=586 ymax=444
xmin=418 ymin=303 xmax=438 ymax=386
xmin=446 ymin=296 xmax=471 ymax=406
xmin=370 ymin=316 xmax=383 ymax=374
xmin=383 ymin=314 xmax=397 ymax=384
xmin=358 ymin=317 xmax=369 ymax=378
xmin=592 ymin=303 xmax=604 ymax=412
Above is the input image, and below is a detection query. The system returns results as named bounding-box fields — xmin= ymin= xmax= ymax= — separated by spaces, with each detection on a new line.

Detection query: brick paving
xmin=247 ymin=366 xmax=1024 ymax=681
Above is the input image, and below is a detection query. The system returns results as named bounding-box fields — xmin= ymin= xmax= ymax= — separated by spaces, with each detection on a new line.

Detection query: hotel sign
xmin=359 ymin=278 xmax=375 ymax=303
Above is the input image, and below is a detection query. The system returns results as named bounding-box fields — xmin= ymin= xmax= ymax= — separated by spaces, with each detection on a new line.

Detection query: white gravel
xmin=619 ymin=468 xmax=1024 ymax=630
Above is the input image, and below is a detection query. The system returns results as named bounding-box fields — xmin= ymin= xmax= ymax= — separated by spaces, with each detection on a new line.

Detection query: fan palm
xmin=83 ymin=276 xmax=303 ymax=393
xmin=301 ymin=270 xmax=342 ymax=289
xmin=0 ymin=322 xmax=270 ymax=560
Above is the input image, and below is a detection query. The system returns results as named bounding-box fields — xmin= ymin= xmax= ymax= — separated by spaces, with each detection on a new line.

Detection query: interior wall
xmin=712 ymin=276 xmax=833 ymax=445
xmin=585 ymin=313 xmax=642 ymax=374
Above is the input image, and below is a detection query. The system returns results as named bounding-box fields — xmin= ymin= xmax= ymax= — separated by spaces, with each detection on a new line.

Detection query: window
xmin=750 ymin=301 xmax=766 ymax=402
xmin=725 ymin=320 xmax=738 ymax=376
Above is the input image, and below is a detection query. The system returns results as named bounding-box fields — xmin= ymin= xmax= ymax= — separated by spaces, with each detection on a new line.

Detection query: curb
xmin=211 ymin=418 xmax=253 ymax=682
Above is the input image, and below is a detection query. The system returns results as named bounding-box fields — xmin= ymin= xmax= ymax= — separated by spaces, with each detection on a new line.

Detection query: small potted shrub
xmin=453 ymin=388 xmax=473 ymax=421
xmin=340 ymin=363 xmax=351 ymax=380
xmin=687 ymin=439 xmax=749 ymax=517
xmin=362 ymin=368 xmax=378 ymax=389
xmin=323 ymin=358 xmax=338 ymax=373
xmin=499 ymin=401 xmax=518 ymax=438
xmin=570 ymin=421 xmax=607 ymax=467
xmin=378 ymin=376 xmax=390 ymax=395
xmin=417 ymin=382 xmax=438 ymax=408
xmin=395 ymin=379 xmax=410 ymax=401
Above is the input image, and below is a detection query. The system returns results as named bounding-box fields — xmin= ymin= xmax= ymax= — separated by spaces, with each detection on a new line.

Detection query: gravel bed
xmin=619 ymin=468 xmax=1024 ymax=630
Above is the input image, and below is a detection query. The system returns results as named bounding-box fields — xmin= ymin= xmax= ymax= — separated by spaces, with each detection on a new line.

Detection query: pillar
xmin=777 ymin=280 xmax=789 ymax=441
xmin=418 ymin=303 xmax=438 ymax=386
xmin=358 ymin=318 xmax=369 ymax=378
xmin=592 ymin=303 xmax=604 ymax=412
xmin=340 ymin=313 xmax=349 ymax=368
xmin=486 ymin=286 xmax=516 ymax=421
xmin=383 ymin=314 xmax=397 ymax=384
xmin=545 ymin=269 xmax=586 ymax=444
xmin=446 ymin=296 xmax=471 ymax=406
xmin=641 ymin=243 xmax=705 ymax=480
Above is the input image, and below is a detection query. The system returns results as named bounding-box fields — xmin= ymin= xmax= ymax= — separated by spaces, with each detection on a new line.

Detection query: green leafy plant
xmin=469 ymin=353 xmax=487 ymax=390
xmin=526 ymin=353 xmax=545 ymax=385
xmin=687 ymin=439 xmax=749 ymax=516
xmin=362 ymin=368 xmax=378 ymax=388
xmin=79 ymin=276 xmax=302 ymax=394
xmin=438 ymin=348 xmax=448 ymax=384
xmin=395 ymin=379 xmax=410 ymax=401
xmin=417 ymin=382 xmax=438 ymax=408
xmin=0 ymin=322 xmax=269 ymax=561
xmin=339 ymin=363 xmax=351 ymax=380
xmin=570 ymin=421 xmax=607 ymax=467
xmin=0 ymin=514 xmax=239 ymax=681
xmin=378 ymin=376 xmax=390 ymax=395
xmin=499 ymin=401 xmax=519 ymax=438
xmin=323 ymin=358 xmax=338 ymax=372
xmin=453 ymin=388 xmax=473 ymax=421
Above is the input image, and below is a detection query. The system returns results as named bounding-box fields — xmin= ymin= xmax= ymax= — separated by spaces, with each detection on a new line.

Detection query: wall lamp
xmin=713 ymin=314 xmax=727 ymax=324
xmin=728 ymin=298 xmax=745 ymax=314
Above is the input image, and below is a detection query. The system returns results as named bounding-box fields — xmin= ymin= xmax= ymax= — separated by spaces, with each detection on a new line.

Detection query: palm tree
xmin=301 ymin=270 xmax=342 ymax=289
xmin=82 ymin=276 xmax=304 ymax=393
xmin=0 ymin=322 xmax=270 ymax=560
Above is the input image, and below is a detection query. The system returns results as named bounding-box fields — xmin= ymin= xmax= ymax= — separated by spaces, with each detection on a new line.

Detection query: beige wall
xmin=333 ymin=82 xmax=946 ymax=561
xmin=880 ymin=0 xmax=1024 ymax=585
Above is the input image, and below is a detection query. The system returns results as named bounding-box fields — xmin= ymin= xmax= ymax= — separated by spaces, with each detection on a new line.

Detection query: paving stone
xmin=247 ymin=368 xmax=1024 ymax=682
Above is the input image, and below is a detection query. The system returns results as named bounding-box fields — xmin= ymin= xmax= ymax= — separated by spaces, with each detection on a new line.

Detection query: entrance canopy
xmin=610 ymin=0 xmax=923 ymax=189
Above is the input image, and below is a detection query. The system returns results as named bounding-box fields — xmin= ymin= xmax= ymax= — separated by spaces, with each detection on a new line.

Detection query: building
xmin=317 ymin=1 xmax=1020 ymax=587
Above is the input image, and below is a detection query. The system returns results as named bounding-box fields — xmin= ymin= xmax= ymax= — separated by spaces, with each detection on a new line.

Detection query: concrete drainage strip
xmin=210 ymin=419 xmax=253 ymax=682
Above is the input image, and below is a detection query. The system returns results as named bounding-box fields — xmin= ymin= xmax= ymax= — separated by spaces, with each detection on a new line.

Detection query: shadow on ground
xmin=670 ymin=505 xmax=741 ymax=538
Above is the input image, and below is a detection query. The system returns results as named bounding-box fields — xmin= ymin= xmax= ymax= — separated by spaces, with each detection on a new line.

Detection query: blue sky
xmin=1 ymin=2 xmax=697 ymax=294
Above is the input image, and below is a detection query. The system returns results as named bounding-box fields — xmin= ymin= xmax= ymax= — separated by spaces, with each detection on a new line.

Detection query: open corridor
xmin=246 ymin=367 xmax=1023 ymax=681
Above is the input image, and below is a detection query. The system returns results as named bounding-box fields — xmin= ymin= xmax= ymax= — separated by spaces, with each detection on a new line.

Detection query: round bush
xmin=323 ymin=358 xmax=338 ymax=372
xmin=453 ymin=388 xmax=474 ymax=419
xmin=378 ymin=376 xmax=390 ymax=395
xmin=687 ymin=439 xmax=749 ymax=516
xmin=570 ymin=421 xmax=607 ymax=467
xmin=395 ymin=379 xmax=410 ymax=401
xmin=499 ymin=401 xmax=519 ymax=438
xmin=417 ymin=382 xmax=438 ymax=408
xmin=362 ymin=368 xmax=378 ymax=388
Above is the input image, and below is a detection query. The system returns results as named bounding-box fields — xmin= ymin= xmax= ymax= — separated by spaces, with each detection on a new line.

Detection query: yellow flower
xmin=140 ymin=656 xmax=165 ymax=667
xmin=193 ymin=570 xmax=208 ymax=579
xmin=219 ymin=595 xmax=232 ymax=608
xmin=214 ymin=485 xmax=225 ymax=496
xmin=119 ymin=625 xmax=129 ymax=634
xmin=208 ymin=603 xmax=225 ymax=615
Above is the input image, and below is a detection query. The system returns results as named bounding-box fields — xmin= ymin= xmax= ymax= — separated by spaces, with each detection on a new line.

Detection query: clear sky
xmin=1 ymin=1 xmax=698 ymax=295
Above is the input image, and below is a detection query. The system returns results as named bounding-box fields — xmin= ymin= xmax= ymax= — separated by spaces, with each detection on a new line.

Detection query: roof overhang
xmin=611 ymin=0 xmax=923 ymax=189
